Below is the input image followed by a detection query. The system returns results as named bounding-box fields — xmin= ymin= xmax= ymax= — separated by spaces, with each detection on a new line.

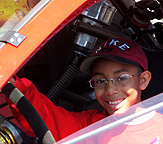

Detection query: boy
xmin=6 ymin=37 xmax=155 ymax=142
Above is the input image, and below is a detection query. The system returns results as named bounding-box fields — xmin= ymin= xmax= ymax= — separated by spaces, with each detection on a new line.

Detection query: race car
xmin=0 ymin=0 xmax=163 ymax=143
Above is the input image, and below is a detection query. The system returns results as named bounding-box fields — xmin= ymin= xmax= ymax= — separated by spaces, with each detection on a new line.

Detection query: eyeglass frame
xmin=88 ymin=72 xmax=142 ymax=88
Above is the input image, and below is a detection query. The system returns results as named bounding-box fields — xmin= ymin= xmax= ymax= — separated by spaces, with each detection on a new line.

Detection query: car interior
xmin=1 ymin=0 xmax=163 ymax=143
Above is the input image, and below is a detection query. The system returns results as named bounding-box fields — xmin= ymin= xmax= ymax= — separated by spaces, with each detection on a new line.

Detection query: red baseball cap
xmin=80 ymin=37 xmax=148 ymax=72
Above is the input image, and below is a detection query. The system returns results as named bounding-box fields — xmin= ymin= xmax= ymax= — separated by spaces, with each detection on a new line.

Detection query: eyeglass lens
xmin=90 ymin=74 xmax=133 ymax=88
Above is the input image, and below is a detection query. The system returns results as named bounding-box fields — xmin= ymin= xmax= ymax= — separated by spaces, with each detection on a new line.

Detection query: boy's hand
xmin=9 ymin=76 xmax=16 ymax=85
xmin=0 ymin=76 xmax=16 ymax=93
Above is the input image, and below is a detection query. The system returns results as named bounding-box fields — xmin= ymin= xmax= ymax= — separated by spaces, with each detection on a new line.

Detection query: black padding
xmin=2 ymin=83 xmax=15 ymax=98
xmin=17 ymin=97 xmax=48 ymax=142
xmin=2 ymin=83 xmax=49 ymax=142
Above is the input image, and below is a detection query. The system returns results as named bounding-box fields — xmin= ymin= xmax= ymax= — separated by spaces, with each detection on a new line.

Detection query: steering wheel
xmin=2 ymin=82 xmax=56 ymax=144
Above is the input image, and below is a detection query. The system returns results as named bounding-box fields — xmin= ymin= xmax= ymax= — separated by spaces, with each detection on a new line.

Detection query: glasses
xmin=89 ymin=72 xmax=142 ymax=88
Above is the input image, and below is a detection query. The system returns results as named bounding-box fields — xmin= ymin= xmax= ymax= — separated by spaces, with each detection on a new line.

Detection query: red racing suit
xmin=86 ymin=112 xmax=163 ymax=144
xmin=7 ymin=76 xmax=108 ymax=141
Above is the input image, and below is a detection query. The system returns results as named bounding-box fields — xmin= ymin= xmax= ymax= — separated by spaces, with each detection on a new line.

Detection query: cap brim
xmin=80 ymin=55 xmax=139 ymax=72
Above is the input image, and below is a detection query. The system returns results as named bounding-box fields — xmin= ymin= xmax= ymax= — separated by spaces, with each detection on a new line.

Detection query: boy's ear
xmin=140 ymin=70 xmax=152 ymax=90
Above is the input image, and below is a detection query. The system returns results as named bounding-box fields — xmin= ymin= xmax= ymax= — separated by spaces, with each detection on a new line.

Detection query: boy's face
xmin=92 ymin=58 xmax=144 ymax=115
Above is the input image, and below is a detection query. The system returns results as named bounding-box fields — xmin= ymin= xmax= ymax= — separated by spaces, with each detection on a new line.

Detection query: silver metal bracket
xmin=0 ymin=31 xmax=26 ymax=47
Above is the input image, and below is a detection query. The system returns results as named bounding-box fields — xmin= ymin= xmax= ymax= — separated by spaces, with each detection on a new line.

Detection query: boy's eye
xmin=117 ymin=75 xmax=128 ymax=81
xmin=95 ymin=78 xmax=106 ymax=84
xmin=116 ymin=74 xmax=129 ymax=85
